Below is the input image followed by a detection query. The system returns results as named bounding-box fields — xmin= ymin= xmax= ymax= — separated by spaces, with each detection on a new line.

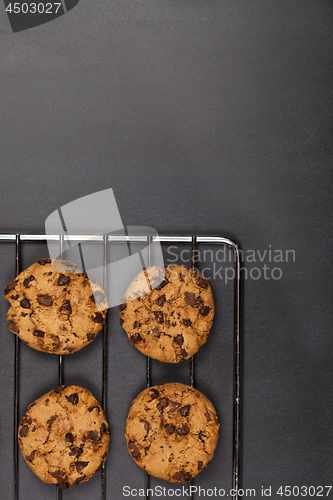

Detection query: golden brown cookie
xmin=18 ymin=385 xmax=110 ymax=489
xmin=119 ymin=265 xmax=215 ymax=363
xmin=125 ymin=382 xmax=219 ymax=482
xmin=4 ymin=258 xmax=107 ymax=354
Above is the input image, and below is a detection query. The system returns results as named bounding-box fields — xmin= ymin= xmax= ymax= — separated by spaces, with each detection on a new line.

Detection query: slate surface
xmin=0 ymin=1 xmax=332 ymax=499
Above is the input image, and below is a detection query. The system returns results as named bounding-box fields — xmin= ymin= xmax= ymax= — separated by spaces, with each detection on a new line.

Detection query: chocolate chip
xmin=19 ymin=425 xmax=29 ymax=437
xmin=184 ymin=292 xmax=198 ymax=306
xmin=197 ymin=277 xmax=208 ymax=288
xmin=54 ymin=385 xmax=65 ymax=393
xmin=199 ymin=430 xmax=206 ymax=442
xmin=88 ymin=405 xmax=100 ymax=413
xmin=205 ymin=411 xmax=211 ymax=421
xmin=183 ymin=319 xmax=192 ymax=327
xmin=154 ymin=311 xmax=164 ymax=324
xmin=44 ymin=399 xmax=49 ymax=406
xmin=87 ymin=333 xmax=96 ymax=341
xmin=165 ymin=424 xmax=175 ymax=435
xmin=20 ymin=298 xmax=30 ymax=309
xmin=21 ymin=312 xmax=27 ymax=317
xmin=134 ymin=321 xmax=141 ymax=328
xmin=60 ymin=300 xmax=72 ymax=314
xmin=156 ymin=279 xmax=169 ymax=290
xmin=32 ymin=330 xmax=44 ymax=339
xmin=139 ymin=420 xmax=150 ymax=432
xmin=149 ymin=276 xmax=161 ymax=289
xmin=156 ymin=295 xmax=166 ymax=306
xmin=179 ymin=273 xmax=185 ymax=282
xmin=128 ymin=441 xmax=140 ymax=459
xmin=199 ymin=305 xmax=210 ymax=316
xmin=161 ymin=266 xmax=169 ymax=277
xmin=172 ymin=321 xmax=177 ymax=326
xmin=181 ymin=349 xmax=188 ymax=358
xmin=152 ymin=327 xmax=160 ymax=337
xmin=150 ymin=388 xmax=159 ymax=399
xmin=65 ymin=433 xmax=74 ymax=443
xmin=4 ymin=281 xmax=17 ymax=294
xmin=75 ymin=462 xmax=89 ymax=472
xmin=100 ymin=423 xmax=107 ymax=434
xmin=7 ymin=321 xmax=19 ymax=333
xmin=157 ymin=398 xmax=169 ymax=414
xmin=57 ymin=274 xmax=70 ymax=286
xmin=119 ymin=303 xmax=127 ymax=311
xmin=89 ymin=431 xmax=99 ymax=441
xmin=176 ymin=424 xmax=189 ymax=435
xmin=51 ymin=470 xmax=66 ymax=482
xmin=174 ymin=335 xmax=184 ymax=346
xmin=37 ymin=295 xmax=53 ymax=306
xmin=75 ymin=475 xmax=86 ymax=485
xmin=10 ymin=294 xmax=19 ymax=300
xmin=130 ymin=333 xmax=143 ymax=344
xmin=91 ymin=291 xmax=105 ymax=304
xmin=168 ymin=401 xmax=179 ymax=412
xmin=92 ymin=312 xmax=104 ymax=324
xmin=69 ymin=447 xmax=83 ymax=457
xmin=66 ymin=393 xmax=79 ymax=405
xmin=47 ymin=415 xmax=57 ymax=430
xmin=23 ymin=276 xmax=35 ymax=288
xmin=198 ymin=461 xmax=204 ymax=470
xmin=173 ymin=471 xmax=192 ymax=483
xmin=179 ymin=405 xmax=190 ymax=417
xmin=26 ymin=450 xmax=35 ymax=462
xmin=37 ymin=258 xmax=51 ymax=265
xmin=63 ymin=347 xmax=74 ymax=353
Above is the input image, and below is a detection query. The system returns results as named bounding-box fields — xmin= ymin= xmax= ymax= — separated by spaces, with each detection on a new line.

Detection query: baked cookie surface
xmin=125 ymin=382 xmax=219 ymax=483
xmin=4 ymin=259 xmax=107 ymax=354
xmin=120 ymin=265 xmax=215 ymax=363
xmin=18 ymin=385 xmax=109 ymax=489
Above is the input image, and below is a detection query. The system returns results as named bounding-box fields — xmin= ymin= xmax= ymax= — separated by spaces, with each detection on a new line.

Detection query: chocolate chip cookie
xmin=125 ymin=382 xmax=219 ymax=482
xmin=4 ymin=258 xmax=107 ymax=354
xmin=119 ymin=265 xmax=215 ymax=363
xmin=18 ymin=385 xmax=109 ymax=489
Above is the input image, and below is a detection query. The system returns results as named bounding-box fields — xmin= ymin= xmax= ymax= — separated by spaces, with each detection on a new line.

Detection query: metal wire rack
xmin=1 ymin=233 xmax=241 ymax=500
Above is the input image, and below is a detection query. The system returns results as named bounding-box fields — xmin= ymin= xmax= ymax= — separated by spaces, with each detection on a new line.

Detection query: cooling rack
xmin=0 ymin=234 xmax=242 ymax=500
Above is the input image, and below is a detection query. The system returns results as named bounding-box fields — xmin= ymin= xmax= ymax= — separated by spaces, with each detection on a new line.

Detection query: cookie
xmin=4 ymin=258 xmax=108 ymax=354
xmin=119 ymin=265 xmax=215 ymax=363
xmin=125 ymin=382 xmax=219 ymax=482
xmin=18 ymin=385 xmax=110 ymax=489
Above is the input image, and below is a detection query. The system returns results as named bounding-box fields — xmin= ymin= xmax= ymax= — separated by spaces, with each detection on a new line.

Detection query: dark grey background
xmin=0 ymin=0 xmax=332 ymax=499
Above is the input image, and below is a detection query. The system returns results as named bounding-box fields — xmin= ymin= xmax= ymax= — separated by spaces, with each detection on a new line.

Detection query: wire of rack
xmin=1 ymin=233 xmax=241 ymax=500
